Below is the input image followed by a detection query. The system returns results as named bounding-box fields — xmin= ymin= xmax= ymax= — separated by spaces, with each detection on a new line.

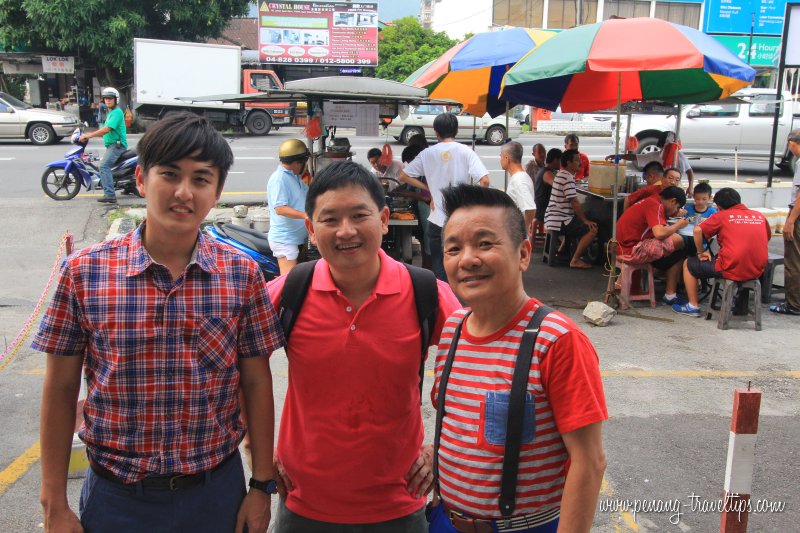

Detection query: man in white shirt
xmin=399 ymin=113 xmax=489 ymax=280
xmin=502 ymin=141 xmax=536 ymax=237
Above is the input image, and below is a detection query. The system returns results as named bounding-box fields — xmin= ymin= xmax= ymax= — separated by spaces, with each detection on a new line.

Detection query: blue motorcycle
xmin=41 ymin=128 xmax=139 ymax=201
xmin=204 ymin=221 xmax=281 ymax=281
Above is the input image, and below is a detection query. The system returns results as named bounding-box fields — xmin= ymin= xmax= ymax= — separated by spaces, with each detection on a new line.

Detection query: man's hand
xmin=43 ymin=505 xmax=83 ymax=533
xmin=274 ymin=456 xmax=294 ymax=499
xmin=676 ymin=218 xmax=689 ymax=229
xmin=697 ymin=251 xmax=712 ymax=262
xmin=78 ymin=135 xmax=89 ymax=144
xmin=585 ymin=221 xmax=598 ymax=233
xmin=234 ymin=490 xmax=271 ymax=533
xmin=785 ymin=219 xmax=796 ymax=242
xmin=404 ymin=445 xmax=434 ymax=498
xmin=678 ymin=208 xmax=688 ymax=217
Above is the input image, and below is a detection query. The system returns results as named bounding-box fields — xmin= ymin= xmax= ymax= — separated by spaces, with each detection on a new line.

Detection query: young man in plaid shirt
xmin=33 ymin=112 xmax=284 ymax=532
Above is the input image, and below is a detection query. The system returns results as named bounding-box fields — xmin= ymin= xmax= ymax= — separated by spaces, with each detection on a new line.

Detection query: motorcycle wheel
xmin=42 ymin=167 xmax=82 ymax=200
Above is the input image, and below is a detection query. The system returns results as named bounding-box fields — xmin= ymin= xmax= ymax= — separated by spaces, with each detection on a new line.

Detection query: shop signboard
xmin=41 ymin=56 xmax=74 ymax=74
xmin=787 ymin=4 xmax=800 ymax=66
xmin=704 ymin=0 xmax=788 ymax=35
xmin=712 ymin=35 xmax=781 ymax=66
xmin=258 ymin=1 xmax=378 ymax=66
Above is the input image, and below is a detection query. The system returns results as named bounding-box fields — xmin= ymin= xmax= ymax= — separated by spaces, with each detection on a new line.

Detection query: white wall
xmin=430 ymin=0 xmax=493 ymax=40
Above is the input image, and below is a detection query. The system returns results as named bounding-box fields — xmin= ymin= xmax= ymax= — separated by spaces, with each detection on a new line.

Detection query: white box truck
xmin=133 ymin=38 xmax=292 ymax=135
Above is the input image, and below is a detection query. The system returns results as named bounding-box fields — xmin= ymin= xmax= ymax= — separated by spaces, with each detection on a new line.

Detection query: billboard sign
xmin=704 ymin=0 xmax=788 ymax=35
xmin=258 ymin=1 xmax=378 ymax=66
xmin=712 ymin=35 xmax=781 ymax=66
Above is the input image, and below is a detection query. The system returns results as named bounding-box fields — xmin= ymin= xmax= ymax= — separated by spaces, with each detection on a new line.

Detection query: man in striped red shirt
xmin=433 ymin=184 xmax=608 ymax=533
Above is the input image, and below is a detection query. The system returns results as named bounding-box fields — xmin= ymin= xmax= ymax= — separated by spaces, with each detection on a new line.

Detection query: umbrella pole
xmin=472 ymin=116 xmax=477 ymax=151
xmin=605 ymin=73 xmax=623 ymax=309
xmin=504 ymin=100 xmax=510 ymax=190
xmin=673 ymin=104 xmax=682 ymax=167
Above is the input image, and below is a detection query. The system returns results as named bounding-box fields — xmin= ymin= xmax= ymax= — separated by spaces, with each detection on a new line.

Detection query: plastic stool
xmin=531 ymin=220 xmax=546 ymax=249
xmin=759 ymin=253 xmax=784 ymax=303
xmin=542 ymin=231 xmax=575 ymax=266
xmin=705 ymin=278 xmax=762 ymax=331
xmin=616 ymin=256 xmax=656 ymax=310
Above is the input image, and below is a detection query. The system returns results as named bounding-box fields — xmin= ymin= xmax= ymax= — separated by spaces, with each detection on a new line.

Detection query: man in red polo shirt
xmin=673 ymin=188 xmax=771 ymax=317
xmin=616 ymin=186 xmax=689 ymax=305
xmin=267 ymin=161 xmax=460 ymax=532
xmin=564 ymin=133 xmax=590 ymax=180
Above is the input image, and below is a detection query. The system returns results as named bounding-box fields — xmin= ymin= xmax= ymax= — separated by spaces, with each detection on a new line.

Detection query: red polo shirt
xmin=700 ymin=204 xmax=771 ymax=281
xmin=267 ymin=250 xmax=460 ymax=523
xmin=575 ymin=151 xmax=590 ymax=180
xmin=616 ymin=196 xmax=666 ymax=255
xmin=626 ymin=183 xmax=663 ymax=207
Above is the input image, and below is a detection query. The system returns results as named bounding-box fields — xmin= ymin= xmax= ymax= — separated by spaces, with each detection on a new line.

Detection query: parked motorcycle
xmin=41 ymin=128 xmax=139 ymax=201
xmin=204 ymin=221 xmax=280 ymax=281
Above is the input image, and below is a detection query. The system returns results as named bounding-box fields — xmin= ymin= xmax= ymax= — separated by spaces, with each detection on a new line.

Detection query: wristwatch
xmin=249 ymin=477 xmax=278 ymax=495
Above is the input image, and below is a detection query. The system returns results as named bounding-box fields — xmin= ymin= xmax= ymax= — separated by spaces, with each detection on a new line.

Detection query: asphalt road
xmin=0 ymin=130 xmax=797 ymax=532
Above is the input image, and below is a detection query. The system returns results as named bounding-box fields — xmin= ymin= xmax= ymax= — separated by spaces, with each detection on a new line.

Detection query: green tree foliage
xmin=0 ymin=0 xmax=250 ymax=83
xmin=376 ymin=17 xmax=458 ymax=82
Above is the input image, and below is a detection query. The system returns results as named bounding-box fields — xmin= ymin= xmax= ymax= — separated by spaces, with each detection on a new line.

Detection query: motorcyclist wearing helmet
xmin=80 ymin=87 xmax=128 ymax=203
xmin=267 ymin=138 xmax=311 ymax=274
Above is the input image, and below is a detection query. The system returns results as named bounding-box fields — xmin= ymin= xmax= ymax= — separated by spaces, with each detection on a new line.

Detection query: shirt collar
xmin=311 ymin=248 xmax=401 ymax=296
xmin=126 ymin=221 xmax=218 ymax=277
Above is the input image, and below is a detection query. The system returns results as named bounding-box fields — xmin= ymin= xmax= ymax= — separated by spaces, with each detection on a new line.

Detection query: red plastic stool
xmin=530 ymin=220 xmax=546 ymax=249
xmin=616 ymin=256 xmax=656 ymax=310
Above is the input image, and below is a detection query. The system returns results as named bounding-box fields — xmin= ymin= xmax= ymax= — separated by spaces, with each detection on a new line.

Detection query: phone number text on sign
xmin=269 ymin=57 xmax=374 ymax=65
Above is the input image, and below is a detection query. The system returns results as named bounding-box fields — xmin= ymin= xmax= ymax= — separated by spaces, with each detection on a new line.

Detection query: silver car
xmin=386 ymin=104 xmax=521 ymax=146
xmin=0 ymin=92 xmax=80 ymax=145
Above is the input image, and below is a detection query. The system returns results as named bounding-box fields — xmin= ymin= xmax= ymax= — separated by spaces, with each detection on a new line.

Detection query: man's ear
xmin=305 ymin=216 xmax=316 ymax=245
xmin=135 ymin=165 xmax=146 ymax=197
xmin=380 ymin=206 xmax=390 ymax=235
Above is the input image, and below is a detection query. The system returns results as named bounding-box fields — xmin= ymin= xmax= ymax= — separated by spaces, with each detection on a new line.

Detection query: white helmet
xmin=101 ymin=87 xmax=120 ymax=101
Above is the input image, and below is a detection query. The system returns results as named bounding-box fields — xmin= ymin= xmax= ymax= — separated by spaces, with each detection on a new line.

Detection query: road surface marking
xmin=422 ymin=369 xmax=800 ymax=378
xmin=0 ymin=441 xmax=40 ymax=497
xmin=228 ymin=171 xmax=245 ymax=174
xmin=0 ymin=157 xmax=14 ymax=161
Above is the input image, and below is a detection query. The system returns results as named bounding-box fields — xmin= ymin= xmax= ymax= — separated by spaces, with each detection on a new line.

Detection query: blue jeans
xmin=428 ymin=223 xmax=447 ymax=282
xmin=428 ymin=503 xmax=559 ymax=533
xmin=99 ymin=143 xmax=126 ymax=198
xmin=79 ymin=451 xmax=246 ymax=532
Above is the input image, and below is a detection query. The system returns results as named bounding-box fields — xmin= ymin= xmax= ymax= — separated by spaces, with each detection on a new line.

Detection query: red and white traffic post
xmin=720 ymin=384 xmax=761 ymax=533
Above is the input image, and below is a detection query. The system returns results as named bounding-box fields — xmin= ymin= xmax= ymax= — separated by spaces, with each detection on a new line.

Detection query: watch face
xmin=266 ymin=480 xmax=278 ymax=494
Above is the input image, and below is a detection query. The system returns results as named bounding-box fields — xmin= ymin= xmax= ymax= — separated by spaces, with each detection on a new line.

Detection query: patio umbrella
xmin=500 ymin=18 xmax=755 ymax=112
xmin=406 ymin=28 xmax=557 ymax=118
xmin=499 ymin=18 xmax=756 ymax=308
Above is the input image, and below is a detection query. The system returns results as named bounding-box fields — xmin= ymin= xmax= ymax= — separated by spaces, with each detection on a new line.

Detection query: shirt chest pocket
xmin=196 ymin=316 xmax=240 ymax=371
xmin=482 ymin=391 xmax=536 ymax=446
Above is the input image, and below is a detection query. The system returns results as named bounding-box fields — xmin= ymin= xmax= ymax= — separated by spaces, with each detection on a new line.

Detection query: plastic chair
xmin=615 ymin=256 xmax=656 ymax=310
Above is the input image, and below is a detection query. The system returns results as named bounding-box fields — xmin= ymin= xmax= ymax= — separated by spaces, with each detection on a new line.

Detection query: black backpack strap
xmin=499 ymin=304 xmax=554 ymax=518
xmin=404 ymin=263 xmax=439 ymax=400
xmin=278 ymin=260 xmax=319 ymax=342
xmin=432 ymin=312 xmax=468 ymax=495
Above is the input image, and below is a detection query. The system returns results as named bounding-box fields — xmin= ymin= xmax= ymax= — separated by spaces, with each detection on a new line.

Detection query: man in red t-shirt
xmin=565 ymin=133 xmax=590 ymax=180
xmin=623 ymin=162 xmax=676 ymax=210
xmin=616 ymin=186 xmax=689 ymax=304
xmin=673 ymin=188 xmax=771 ymax=317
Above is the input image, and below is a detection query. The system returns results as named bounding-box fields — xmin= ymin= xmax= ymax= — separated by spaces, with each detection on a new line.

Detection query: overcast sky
xmin=249 ymin=1 xmax=420 ymax=21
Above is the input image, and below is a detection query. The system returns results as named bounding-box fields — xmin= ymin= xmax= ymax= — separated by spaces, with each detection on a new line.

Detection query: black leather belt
xmin=88 ymin=452 xmax=236 ymax=491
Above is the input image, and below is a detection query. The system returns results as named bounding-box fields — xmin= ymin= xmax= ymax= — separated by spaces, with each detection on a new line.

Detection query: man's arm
xmin=693 ymin=225 xmax=707 ymax=258
xmin=273 ymin=206 xmax=306 ymax=219
xmin=543 ymin=170 xmax=555 ymax=186
xmin=524 ymin=210 xmax=535 ymax=235
xmin=40 ymin=354 xmax=84 ymax=533
xmin=478 ymin=175 xmax=490 ymax=187
xmin=570 ymin=198 xmax=597 ymax=232
xmin=651 ymin=218 xmax=688 ymax=240
xmin=785 ymin=201 xmax=800 ymax=242
xmin=558 ymin=422 xmax=607 ymax=533
xmin=235 ymin=356 xmax=275 ymax=533
xmin=604 ymin=153 xmax=635 ymax=162
xmin=397 ymin=170 xmax=429 ymax=191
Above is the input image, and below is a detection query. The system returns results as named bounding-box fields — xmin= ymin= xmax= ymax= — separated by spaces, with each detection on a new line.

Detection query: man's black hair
xmin=642 ymin=161 xmax=665 ymax=177
xmin=659 ymin=185 xmax=687 ymax=208
xmin=664 ymin=167 xmax=681 ymax=177
xmin=401 ymin=145 xmax=424 ymax=164
xmin=561 ymin=148 xmax=580 ymax=168
xmin=442 ymin=184 xmax=527 ymax=248
xmin=713 ymin=187 xmax=741 ymax=210
xmin=433 ymin=112 xmax=458 ymax=139
xmin=546 ymin=148 xmax=563 ymax=164
xmin=693 ymin=182 xmax=713 ymax=197
xmin=564 ymin=133 xmax=580 ymax=145
xmin=137 ymin=111 xmax=233 ymax=192
xmin=305 ymin=160 xmax=385 ymax=217
xmin=367 ymin=148 xmax=382 ymax=160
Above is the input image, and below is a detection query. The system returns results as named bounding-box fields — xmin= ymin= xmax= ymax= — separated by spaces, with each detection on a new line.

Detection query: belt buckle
xmin=168 ymin=474 xmax=186 ymax=491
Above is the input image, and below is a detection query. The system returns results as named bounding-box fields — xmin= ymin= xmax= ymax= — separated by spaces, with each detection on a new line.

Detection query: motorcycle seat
xmin=216 ymin=222 xmax=273 ymax=257
xmin=115 ymin=149 xmax=137 ymax=165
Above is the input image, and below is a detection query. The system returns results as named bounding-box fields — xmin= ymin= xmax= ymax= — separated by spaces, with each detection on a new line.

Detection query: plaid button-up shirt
xmin=32 ymin=223 xmax=284 ymax=483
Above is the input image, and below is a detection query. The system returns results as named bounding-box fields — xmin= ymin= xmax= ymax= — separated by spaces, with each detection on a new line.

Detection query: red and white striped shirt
xmin=432 ymin=299 xmax=607 ymax=519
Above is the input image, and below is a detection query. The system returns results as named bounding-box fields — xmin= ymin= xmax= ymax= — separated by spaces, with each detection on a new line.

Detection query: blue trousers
xmin=98 ymin=143 xmax=127 ymax=198
xmin=427 ymin=223 xmax=447 ymax=282
xmin=79 ymin=452 xmax=246 ymax=532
